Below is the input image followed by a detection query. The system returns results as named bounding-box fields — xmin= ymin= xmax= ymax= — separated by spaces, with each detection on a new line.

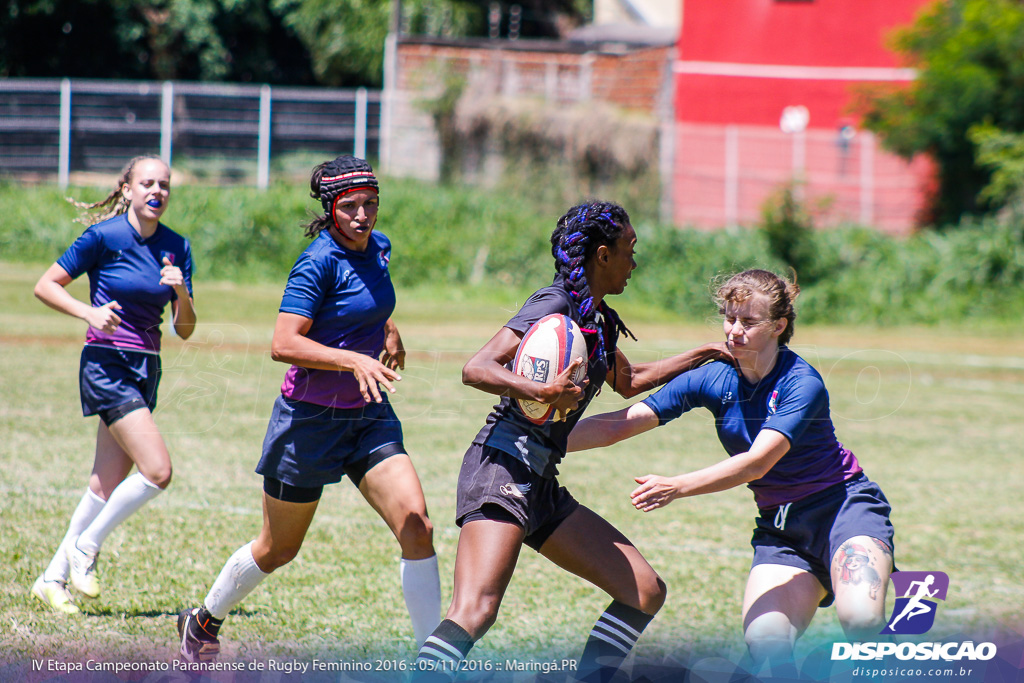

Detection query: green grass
xmin=1 ymin=262 xmax=1023 ymax=680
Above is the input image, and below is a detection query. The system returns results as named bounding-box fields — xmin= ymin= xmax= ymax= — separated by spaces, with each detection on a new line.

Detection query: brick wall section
xmin=395 ymin=41 xmax=671 ymax=115
xmin=385 ymin=39 xmax=672 ymax=181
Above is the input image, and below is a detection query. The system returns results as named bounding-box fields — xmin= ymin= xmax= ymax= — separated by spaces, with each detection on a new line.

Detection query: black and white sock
xmin=414 ymin=619 xmax=474 ymax=681
xmin=577 ymin=601 xmax=654 ymax=683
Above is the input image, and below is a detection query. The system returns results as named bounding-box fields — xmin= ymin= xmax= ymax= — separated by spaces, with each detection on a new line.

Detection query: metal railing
xmin=0 ymin=79 xmax=382 ymax=187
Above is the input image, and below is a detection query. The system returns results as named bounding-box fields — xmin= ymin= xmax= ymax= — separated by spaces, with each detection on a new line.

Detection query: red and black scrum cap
xmin=320 ymin=156 xmax=379 ymax=213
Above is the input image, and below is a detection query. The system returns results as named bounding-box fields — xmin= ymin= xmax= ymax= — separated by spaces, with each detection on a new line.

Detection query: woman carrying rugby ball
xmin=32 ymin=155 xmax=196 ymax=613
xmin=175 ymin=156 xmax=440 ymax=663
xmin=413 ymin=201 xmax=729 ymax=683
xmin=569 ymin=269 xmax=896 ymax=678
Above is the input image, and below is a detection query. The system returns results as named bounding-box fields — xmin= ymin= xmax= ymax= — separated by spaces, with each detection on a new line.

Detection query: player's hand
xmin=631 ymin=474 xmax=682 ymax=512
xmin=704 ymin=341 xmax=736 ymax=367
xmin=160 ymin=256 xmax=185 ymax=288
xmin=350 ymin=354 xmax=401 ymax=404
xmin=85 ymin=301 xmax=122 ymax=333
xmin=545 ymin=357 xmax=588 ymax=420
xmin=381 ymin=320 xmax=406 ymax=371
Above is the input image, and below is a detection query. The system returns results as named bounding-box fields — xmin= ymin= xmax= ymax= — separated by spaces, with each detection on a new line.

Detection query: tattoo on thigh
xmin=836 ymin=541 xmax=881 ymax=600
xmin=871 ymin=537 xmax=893 ymax=560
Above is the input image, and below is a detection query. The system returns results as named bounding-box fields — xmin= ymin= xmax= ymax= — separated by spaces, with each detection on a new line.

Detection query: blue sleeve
xmin=761 ymin=376 xmax=828 ymax=444
xmin=279 ymin=252 xmax=327 ymax=319
xmin=56 ymin=226 xmax=102 ymax=279
xmin=642 ymin=366 xmax=710 ymax=426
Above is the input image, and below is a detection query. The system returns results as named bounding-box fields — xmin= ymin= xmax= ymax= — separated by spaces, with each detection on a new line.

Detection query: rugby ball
xmin=513 ymin=314 xmax=588 ymax=424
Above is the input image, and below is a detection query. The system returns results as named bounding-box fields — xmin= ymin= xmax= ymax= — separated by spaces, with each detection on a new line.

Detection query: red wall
xmin=671 ymin=0 xmax=935 ymax=232
xmin=676 ymin=0 xmax=929 ymax=127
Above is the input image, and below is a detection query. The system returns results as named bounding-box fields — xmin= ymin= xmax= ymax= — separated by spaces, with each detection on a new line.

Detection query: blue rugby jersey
xmin=474 ymin=275 xmax=622 ymax=478
xmin=56 ymin=214 xmax=193 ymax=353
xmin=642 ymin=347 xmax=862 ymax=509
xmin=278 ymin=229 xmax=396 ymax=409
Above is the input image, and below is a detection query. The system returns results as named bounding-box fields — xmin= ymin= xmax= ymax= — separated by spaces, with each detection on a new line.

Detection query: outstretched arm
xmin=608 ymin=343 xmax=733 ymax=398
xmin=630 ymin=429 xmax=791 ymax=511
xmin=567 ymin=401 xmax=660 ymax=452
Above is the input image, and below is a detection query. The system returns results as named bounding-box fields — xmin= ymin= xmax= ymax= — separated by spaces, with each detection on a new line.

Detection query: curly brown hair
xmin=714 ymin=269 xmax=801 ymax=345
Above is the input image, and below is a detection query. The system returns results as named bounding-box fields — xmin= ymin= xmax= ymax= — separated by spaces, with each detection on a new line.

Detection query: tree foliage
xmin=0 ymin=0 xmax=317 ymax=83
xmin=0 ymin=0 xmax=589 ymax=86
xmin=858 ymin=0 xmax=1024 ymax=227
xmin=969 ymin=124 xmax=1024 ymax=214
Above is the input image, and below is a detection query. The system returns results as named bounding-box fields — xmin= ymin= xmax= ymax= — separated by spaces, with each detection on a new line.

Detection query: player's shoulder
xmin=85 ymin=213 xmax=131 ymax=238
xmin=525 ymin=279 xmax=573 ymax=313
xmin=776 ymin=348 xmax=827 ymax=393
xmin=299 ymin=230 xmax=340 ymax=263
xmin=369 ymin=230 xmax=391 ymax=250
xmin=780 ymin=348 xmax=824 ymax=381
xmin=663 ymin=358 xmax=733 ymax=394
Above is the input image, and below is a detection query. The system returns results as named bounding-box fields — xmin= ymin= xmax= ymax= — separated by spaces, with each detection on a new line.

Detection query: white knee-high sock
xmin=204 ymin=542 xmax=271 ymax=620
xmin=400 ymin=554 xmax=442 ymax=647
xmin=43 ymin=488 xmax=106 ymax=583
xmin=76 ymin=473 xmax=162 ymax=554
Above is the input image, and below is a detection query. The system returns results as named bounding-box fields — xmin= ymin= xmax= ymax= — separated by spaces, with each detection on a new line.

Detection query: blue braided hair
xmin=549 ymin=201 xmax=632 ymax=363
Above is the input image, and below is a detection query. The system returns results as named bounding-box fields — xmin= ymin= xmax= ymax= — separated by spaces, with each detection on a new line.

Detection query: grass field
xmin=1 ymin=261 xmax=1023 ymax=681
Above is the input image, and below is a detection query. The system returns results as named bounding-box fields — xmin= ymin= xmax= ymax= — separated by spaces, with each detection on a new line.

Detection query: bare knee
xmin=744 ymin=612 xmax=796 ymax=655
xmin=447 ymin=592 xmax=503 ymax=641
xmin=252 ymin=539 xmax=302 ymax=573
xmin=144 ymin=465 xmax=173 ymax=490
xmin=397 ymin=511 xmax=434 ymax=559
xmin=637 ymin=572 xmax=667 ymax=615
xmin=837 ymin=605 xmax=884 ymax=640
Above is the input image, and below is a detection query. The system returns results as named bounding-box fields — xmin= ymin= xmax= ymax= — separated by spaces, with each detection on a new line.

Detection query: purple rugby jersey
xmin=642 ymin=347 xmax=862 ymax=509
xmin=277 ymin=230 xmax=396 ymax=409
xmin=57 ymin=214 xmax=193 ymax=353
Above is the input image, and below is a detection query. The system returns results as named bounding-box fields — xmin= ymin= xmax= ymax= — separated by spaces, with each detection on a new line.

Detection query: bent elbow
xmin=270 ymin=342 xmax=288 ymax=364
xmin=462 ymin=363 xmax=479 ymax=387
xmin=747 ymin=463 xmax=775 ymax=482
xmin=617 ymin=384 xmax=643 ymax=400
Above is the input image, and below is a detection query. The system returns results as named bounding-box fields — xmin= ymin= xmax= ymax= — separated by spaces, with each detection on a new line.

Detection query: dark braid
xmin=550 ymin=201 xmax=630 ymax=361
xmin=303 ymin=161 xmax=333 ymax=238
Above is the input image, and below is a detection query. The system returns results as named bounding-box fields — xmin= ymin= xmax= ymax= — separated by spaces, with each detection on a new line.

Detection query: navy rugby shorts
xmin=456 ymin=443 xmax=579 ymax=551
xmin=256 ymin=395 xmax=405 ymax=490
xmin=79 ymin=345 xmax=160 ymax=425
xmin=751 ymin=473 xmax=895 ymax=607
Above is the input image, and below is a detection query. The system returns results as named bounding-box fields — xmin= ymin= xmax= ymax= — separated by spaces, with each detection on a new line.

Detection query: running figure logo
xmin=881 ymin=571 xmax=949 ymax=635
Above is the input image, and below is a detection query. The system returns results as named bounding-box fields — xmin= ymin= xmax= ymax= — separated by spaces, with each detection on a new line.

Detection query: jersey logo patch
xmin=159 ymin=251 xmax=175 ymax=265
xmin=768 ymin=390 xmax=779 ymax=414
xmin=378 ymin=250 xmax=390 ymax=269
xmin=500 ymin=483 xmax=531 ymax=499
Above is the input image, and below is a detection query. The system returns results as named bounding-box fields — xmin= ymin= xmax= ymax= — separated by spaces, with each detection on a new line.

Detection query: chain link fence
xmin=0 ymin=79 xmax=381 ymax=186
